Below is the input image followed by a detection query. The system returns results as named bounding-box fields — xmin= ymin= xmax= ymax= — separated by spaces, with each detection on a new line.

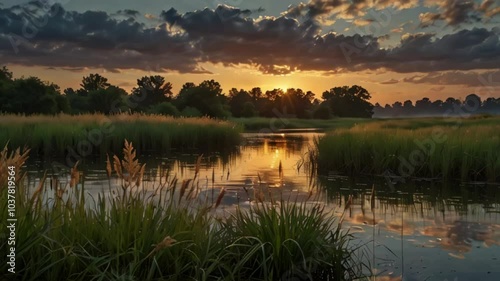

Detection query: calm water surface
xmin=26 ymin=132 xmax=500 ymax=281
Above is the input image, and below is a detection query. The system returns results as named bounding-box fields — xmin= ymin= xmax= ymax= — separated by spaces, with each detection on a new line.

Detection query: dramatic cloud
xmin=385 ymin=29 xmax=500 ymax=72
xmin=419 ymin=12 xmax=442 ymax=27
xmin=1 ymin=2 xmax=499 ymax=76
xmin=420 ymin=0 xmax=500 ymax=27
xmin=0 ymin=2 xmax=208 ymax=73
xmin=160 ymin=6 xmax=500 ymax=74
xmin=283 ymin=0 xmax=419 ymax=20
xmin=479 ymin=0 xmax=500 ymax=17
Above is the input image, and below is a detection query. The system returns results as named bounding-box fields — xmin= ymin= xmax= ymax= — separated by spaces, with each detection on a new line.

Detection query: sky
xmin=1 ymin=0 xmax=499 ymax=105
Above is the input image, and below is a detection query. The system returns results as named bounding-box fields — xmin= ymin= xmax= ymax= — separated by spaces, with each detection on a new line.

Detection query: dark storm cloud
xmin=384 ymin=28 xmax=500 ymax=72
xmin=0 ymin=2 xmax=207 ymax=73
xmin=0 ymin=2 xmax=499 ymax=77
xmin=159 ymin=6 xmax=500 ymax=74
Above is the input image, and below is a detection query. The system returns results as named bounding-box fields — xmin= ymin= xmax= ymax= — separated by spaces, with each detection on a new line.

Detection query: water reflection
xmin=322 ymin=177 xmax=500 ymax=280
xmin=23 ymin=132 xmax=500 ymax=280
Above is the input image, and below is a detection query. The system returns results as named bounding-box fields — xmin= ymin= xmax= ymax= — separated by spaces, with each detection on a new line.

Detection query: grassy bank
xmin=232 ymin=117 xmax=373 ymax=132
xmin=315 ymin=116 xmax=500 ymax=182
xmin=0 ymin=114 xmax=242 ymax=157
xmin=0 ymin=143 xmax=367 ymax=281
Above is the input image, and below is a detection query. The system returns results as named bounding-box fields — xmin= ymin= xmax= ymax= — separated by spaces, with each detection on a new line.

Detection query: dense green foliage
xmin=132 ymin=76 xmax=174 ymax=112
xmin=315 ymin=117 xmax=500 ymax=182
xmin=322 ymin=86 xmax=373 ymax=118
xmin=0 ymin=67 xmax=376 ymax=118
xmin=0 ymin=68 xmax=69 ymax=115
xmin=174 ymin=80 xmax=231 ymax=118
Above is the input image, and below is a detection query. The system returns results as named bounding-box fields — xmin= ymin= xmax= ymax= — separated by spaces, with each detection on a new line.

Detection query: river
xmin=23 ymin=132 xmax=500 ymax=281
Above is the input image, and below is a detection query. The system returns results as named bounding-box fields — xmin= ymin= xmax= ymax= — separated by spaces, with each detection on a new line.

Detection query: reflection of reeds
xmin=105 ymin=154 xmax=112 ymax=178
xmin=30 ymin=171 xmax=47 ymax=204
xmin=178 ymin=179 xmax=191 ymax=203
xmin=370 ymin=185 xmax=375 ymax=210
xmin=214 ymin=188 xmax=226 ymax=209
xmin=69 ymin=161 xmax=80 ymax=188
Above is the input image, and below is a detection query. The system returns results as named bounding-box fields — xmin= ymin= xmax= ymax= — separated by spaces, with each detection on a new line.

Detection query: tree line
xmin=0 ymin=67 xmax=374 ymax=119
xmin=373 ymin=95 xmax=500 ymax=118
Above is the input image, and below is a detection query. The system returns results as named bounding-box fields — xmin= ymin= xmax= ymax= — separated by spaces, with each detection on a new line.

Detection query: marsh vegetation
xmin=315 ymin=116 xmax=500 ymax=182
xmin=0 ymin=114 xmax=242 ymax=157
xmin=0 ymin=142 xmax=368 ymax=281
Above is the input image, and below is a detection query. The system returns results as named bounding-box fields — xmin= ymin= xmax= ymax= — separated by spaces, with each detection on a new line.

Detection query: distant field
xmin=315 ymin=116 xmax=500 ymax=182
xmin=0 ymin=114 xmax=242 ymax=157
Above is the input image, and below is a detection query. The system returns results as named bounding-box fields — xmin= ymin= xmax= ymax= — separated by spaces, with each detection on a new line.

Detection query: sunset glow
xmin=1 ymin=0 xmax=498 ymax=105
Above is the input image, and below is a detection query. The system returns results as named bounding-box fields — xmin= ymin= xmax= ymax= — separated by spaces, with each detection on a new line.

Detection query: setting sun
xmin=277 ymin=84 xmax=288 ymax=91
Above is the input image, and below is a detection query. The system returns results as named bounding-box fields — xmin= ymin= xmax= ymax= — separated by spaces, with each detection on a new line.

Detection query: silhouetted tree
xmin=241 ymin=102 xmax=258 ymax=117
xmin=265 ymin=88 xmax=284 ymax=102
xmin=64 ymin=88 xmax=89 ymax=114
xmin=313 ymin=102 xmax=333 ymax=119
xmin=4 ymin=67 xmax=499 ymax=118
xmin=374 ymin=95 xmax=500 ymax=117
xmin=403 ymin=100 xmax=414 ymax=110
xmin=322 ymin=85 xmax=373 ymax=118
xmin=442 ymin=97 xmax=460 ymax=113
xmin=391 ymin=101 xmax=403 ymax=116
xmin=464 ymin=94 xmax=481 ymax=111
xmin=256 ymin=88 xmax=285 ymax=117
xmin=80 ymin=73 xmax=110 ymax=93
xmin=415 ymin=97 xmax=432 ymax=113
xmin=149 ymin=102 xmax=180 ymax=116
xmin=279 ymin=88 xmax=315 ymax=118
xmin=249 ymin=87 xmax=263 ymax=100
xmin=483 ymin=97 xmax=500 ymax=112
xmin=0 ymin=67 xmax=13 ymax=104
xmin=88 ymin=86 xmax=128 ymax=114
xmin=0 ymin=66 xmax=12 ymax=82
xmin=228 ymin=88 xmax=253 ymax=117
xmin=0 ymin=76 xmax=69 ymax=114
xmin=431 ymin=99 xmax=443 ymax=114
xmin=132 ymin=75 xmax=173 ymax=111
xmin=174 ymin=80 xmax=230 ymax=118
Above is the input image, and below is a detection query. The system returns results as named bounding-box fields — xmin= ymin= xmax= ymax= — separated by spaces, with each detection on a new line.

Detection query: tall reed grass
xmin=0 ymin=143 xmax=367 ymax=281
xmin=0 ymin=113 xmax=242 ymax=157
xmin=315 ymin=117 xmax=500 ymax=182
